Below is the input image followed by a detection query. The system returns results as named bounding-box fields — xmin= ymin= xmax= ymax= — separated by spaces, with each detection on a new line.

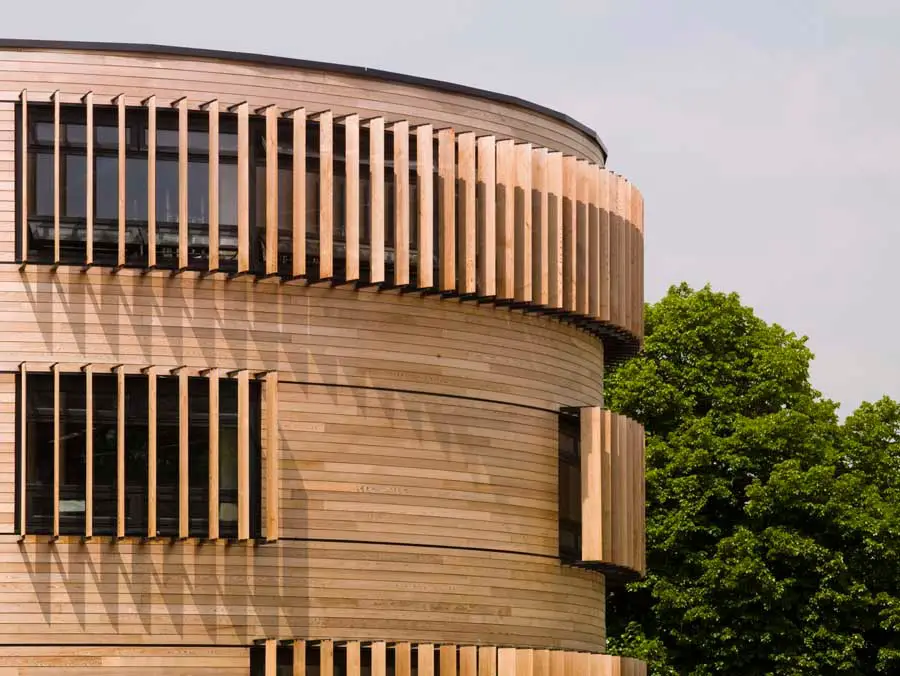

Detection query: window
xmin=558 ymin=408 xmax=582 ymax=563
xmin=19 ymin=103 xmax=439 ymax=284
xmin=17 ymin=368 xmax=263 ymax=539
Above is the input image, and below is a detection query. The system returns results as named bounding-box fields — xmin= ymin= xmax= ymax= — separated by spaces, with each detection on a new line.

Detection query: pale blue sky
xmin=6 ymin=0 xmax=898 ymax=413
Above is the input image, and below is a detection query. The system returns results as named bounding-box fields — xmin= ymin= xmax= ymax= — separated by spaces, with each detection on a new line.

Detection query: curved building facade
xmin=0 ymin=41 xmax=647 ymax=675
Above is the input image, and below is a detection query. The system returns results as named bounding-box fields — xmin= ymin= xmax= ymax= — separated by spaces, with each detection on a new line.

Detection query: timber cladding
xmin=0 ymin=42 xmax=647 ymax=674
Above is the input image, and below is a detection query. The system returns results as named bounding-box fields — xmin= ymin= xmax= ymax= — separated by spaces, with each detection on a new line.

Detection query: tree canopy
xmin=604 ymin=283 xmax=900 ymax=675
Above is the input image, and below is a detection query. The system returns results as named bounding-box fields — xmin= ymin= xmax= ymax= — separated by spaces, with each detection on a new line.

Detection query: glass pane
xmin=25 ymin=375 xmax=54 ymax=534
xmin=31 ymin=152 xmax=54 ymax=217
xmin=95 ymin=156 xmax=118 ymax=220
xmin=92 ymin=374 xmax=117 ymax=536
xmin=219 ymin=378 xmax=238 ymax=538
xmin=156 ymin=158 xmax=178 ymax=225
xmin=157 ymin=128 xmax=179 ymax=152
xmin=59 ymin=375 xmax=87 ymax=535
xmin=156 ymin=376 xmax=179 ymax=536
xmin=64 ymin=154 xmax=87 ymax=219
xmin=188 ymin=378 xmax=210 ymax=537
xmin=96 ymin=125 xmax=118 ymax=148
xmin=125 ymin=375 xmax=148 ymax=536
xmin=66 ymin=123 xmax=87 ymax=146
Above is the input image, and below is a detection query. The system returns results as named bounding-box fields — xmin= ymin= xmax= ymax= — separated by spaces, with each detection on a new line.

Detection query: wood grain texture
xmin=0 ymin=645 xmax=247 ymax=674
xmin=290 ymin=108 xmax=307 ymax=278
xmin=439 ymin=128 xmax=457 ymax=292
xmin=264 ymin=105 xmax=279 ymax=276
xmin=416 ymin=124 xmax=434 ymax=289
xmin=368 ymin=117 xmax=385 ymax=285
xmin=531 ymin=148 xmax=548 ymax=306
xmin=318 ymin=111 xmax=334 ymax=280
xmin=207 ymin=99 xmax=220 ymax=272
xmin=393 ymin=120 xmax=410 ymax=286
xmin=0 ymin=47 xmax=603 ymax=163
xmin=495 ymin=139 xmax=515 ymax=300
xmin=476 ymin=136 xmax=496 ymax=298
xmin=145 ymin=95 xmax=156 ymax=268
xmin=514 ymin=143 xmax=532 ymax=303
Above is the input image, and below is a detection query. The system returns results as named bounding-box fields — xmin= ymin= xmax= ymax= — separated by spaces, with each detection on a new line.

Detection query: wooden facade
xmin=0 ymin=41 xmax=646 ymax=674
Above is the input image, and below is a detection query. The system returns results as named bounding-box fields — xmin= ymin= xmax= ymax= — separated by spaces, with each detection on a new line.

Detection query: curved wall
xmin=0 ymin=42 xmax=647 ymax=673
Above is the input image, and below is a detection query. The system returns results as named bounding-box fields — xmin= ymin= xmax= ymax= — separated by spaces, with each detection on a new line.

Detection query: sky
xmin=4 ymin=0 xmax=898 ymax=414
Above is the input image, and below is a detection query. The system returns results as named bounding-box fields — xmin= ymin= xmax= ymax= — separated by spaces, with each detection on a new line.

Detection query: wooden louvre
xmin=580 ymin=407 xmax=646 ymax=574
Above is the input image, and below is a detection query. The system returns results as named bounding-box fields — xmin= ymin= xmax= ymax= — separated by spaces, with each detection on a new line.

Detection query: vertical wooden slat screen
xmin=417 ymin=124 xmax=434 ymax=289
xmin=611 ymin=410 xmax=624 ymax=567
xmin=479 ymin=647 xmax=497 ymax=676
xmin=495 ymin=139 xmax=515 ymax=300
xmin=84 ymin=92 xmax=94 ymax=267
xmin=146 ymin=366 xmax=156 ymax=539
xmin=347 ymin=641 xmax=361 ymax=676
xmin=293 ymin=640 xmax=306 ymax=676
xmin=116 ymin=95 xmax=126 ymax=268
xmin=83 ymin=364 xmax=93 ymax=538
xmin=176 ymin=97 xmax=188 ymax=270
xmin=517 ymin=649 xmax=534 ymax=676
xmin=597 ymin=169 xmax=610 ymax=322
xmin=515 ymin=143 xmax=533 ymax=303
xmin=441 ymin=644 xmax=457 ymax=676
xmin=19 ymin=90 xmax=27 ymax=263
xmin=265 ymin=639 xmax=277 ymax=676
xmin=52 ymin=91 xmax=60 ymax=265
xmin=235 ymin=102 xmax=250 ymax=273
xmin=395 ymin=642 xmax=411 ymax=676
xmin=532 ymin=147 xmax=548 ymax=305
xmin=498 ymin=648 xmax=516 ymax=676
xmin=393 ymin=120 xmax=410 ymax=286
xmin=320 ymin=640 xmax=334 ymax=676
xmin=639 ymin=415 xmax=646 ymax=574
xmin=116 ymin=365 xmax=125 ymax=539
xmin=581 ymin=406 xmax=602 ymax=561
xmin=572 ymin=653 xmax=589 ymax=676
xmin=562 ymin=156 xmax=577 ymax=312
xmin=264 ymin=371 xmax=279 ymax=541
xmin=587 ymin=654 xmax=601 ymax=676
xmin=318 ymin=110 xmax=334 ymax=280
xmin=208 ymin=368 xmax=220 ymax=540
xmin=178 ymin=368 xmax=189 ymax=539
xmin=368 ymin=117 xmax=385 ymax=285
xmin=418 ymin=644 xmax=434 ymax=676
xmin=206 ymin=100 xmax=220 ymax=272
xmin=457 ymin=132 xmax=476 ymax=295
xmin=564 ymin=652 xmax=576 ymax=676
xmin=460 ymin=646 xmax=477 ymax=676
xmin=345 ymin=114 xmax=360 ymax=282
xmin=52 ymin=363 xmax=60 ymax=538
xmin=145 ymin=96 xmax=157 ymax=269
xmin=476 ymin=136 xmax=496 ymax=297
xmin=547 ymin=152 xmax=563 ymax=309
xmin=438 ymin=128 xmax=456 ymax=291
xmin=534 ymin=650 xmax=550 ymax=676
xmin=237 ymin=369 xmax=250 ymax=540
xmin=588 ymin=165 xmax=600 ymax=319
xmin=372 ymin=641 xmax=386 ymax=676
xmin=290 ymin=108 xmax=307 ymax=278
xmin=264 ymin=105 xmax=279 ymax=276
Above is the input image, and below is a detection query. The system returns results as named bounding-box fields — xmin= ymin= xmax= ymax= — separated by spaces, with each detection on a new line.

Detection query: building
xmin=0 ymin=40 xmax=647 ymax=675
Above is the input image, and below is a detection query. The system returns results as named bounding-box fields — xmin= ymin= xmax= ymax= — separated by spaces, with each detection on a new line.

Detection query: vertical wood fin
xmin=393 ymin=120 xmax=410 ymax=286
xmin=456 ymin=132 xmax=476 ymax=294
xmin=318 ymin=110 xmax=334 ymax=279
xmin=146 ymin=96 xmax=157 ymax=268
xmin=291 ymin=108 xmax=307 ymax=277
xmin=416 ymin=124 xmax=434 ymax=289
xmin=368 ymin=117 xmax=385 ymax=284
xmin=264 ymin=105 xmax=279 ymax=276
xmin=476 ymin=136 xmax=496 ymax=297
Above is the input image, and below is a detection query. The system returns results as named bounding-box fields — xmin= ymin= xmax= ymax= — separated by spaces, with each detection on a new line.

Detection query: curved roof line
xmin=0 ymin=38 xmax=607 ymax=161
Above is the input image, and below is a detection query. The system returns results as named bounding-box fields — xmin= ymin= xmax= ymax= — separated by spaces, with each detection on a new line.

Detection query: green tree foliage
xmin=603 ymin=283 xmax=900 ymax=675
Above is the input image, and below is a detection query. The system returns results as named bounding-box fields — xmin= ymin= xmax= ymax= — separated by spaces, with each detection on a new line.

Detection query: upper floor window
xmin=17 ymin=367 xmax=263 ymax=539
xmin=20 ymin=103 xmax=439 ymax=283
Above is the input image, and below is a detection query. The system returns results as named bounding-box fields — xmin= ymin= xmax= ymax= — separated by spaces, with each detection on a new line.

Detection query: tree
xmin=603 ymin=283 xmax=900 ymax=675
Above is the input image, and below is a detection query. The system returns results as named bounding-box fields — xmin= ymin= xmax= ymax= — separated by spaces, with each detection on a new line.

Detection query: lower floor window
xmin=17 ymin=369 xmax=261 ymax=538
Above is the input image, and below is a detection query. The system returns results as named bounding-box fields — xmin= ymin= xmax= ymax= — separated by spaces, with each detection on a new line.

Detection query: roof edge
xmin=0 ymin=38 xmax=608 ymax=161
